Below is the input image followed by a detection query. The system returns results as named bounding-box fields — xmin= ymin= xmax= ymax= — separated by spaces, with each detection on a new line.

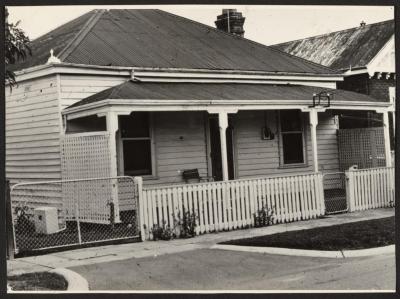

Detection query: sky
xmin=7 ymin=5 xmax=394 ymax=45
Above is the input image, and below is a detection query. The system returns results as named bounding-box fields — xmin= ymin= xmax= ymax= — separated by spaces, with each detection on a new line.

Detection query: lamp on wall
xmin=261 ymin=111 xmax=275 ymax=140
xmin=262 ymin=126 xmax=274 ymax=140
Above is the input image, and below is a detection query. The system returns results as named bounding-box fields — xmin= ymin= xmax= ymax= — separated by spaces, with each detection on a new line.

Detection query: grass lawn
xmin=8 ymin=272 xmax=68 ymax=291
xmin=220 ymin=216 xmax=394 ymax=251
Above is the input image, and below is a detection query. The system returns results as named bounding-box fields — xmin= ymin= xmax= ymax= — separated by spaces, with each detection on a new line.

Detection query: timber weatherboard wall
xmin=316 ymin=112 xmax=340 ymax=173
xmin=59 ymin=74 xmax=128 ymax=109
xmin=150 ymin=111 xmax=209 ymax=186
xmin=143 ymin=111 xmax=340 ymax=186
xmin=234 ymin=111 xmax=340 ymax=178
xmin=6 ymin=75 xmax=61 ymax=183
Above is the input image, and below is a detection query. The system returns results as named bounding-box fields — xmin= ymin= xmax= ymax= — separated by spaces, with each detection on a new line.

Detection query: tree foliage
xmin=5 ymin=7 xmax=32 ymax=88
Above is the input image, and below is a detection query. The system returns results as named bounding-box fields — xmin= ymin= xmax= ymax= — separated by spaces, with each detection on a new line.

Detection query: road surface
xmin=69 ymin=248 xmax=395 ymax=291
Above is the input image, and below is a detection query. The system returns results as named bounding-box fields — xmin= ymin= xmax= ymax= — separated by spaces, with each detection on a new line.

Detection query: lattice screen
xmin=61 ymin=132 xmax=112 ymax=179
xmin=61 ymin=132 xmax=113 ymax=224
xmin=338 ymin=127 xmax=386 ymax=171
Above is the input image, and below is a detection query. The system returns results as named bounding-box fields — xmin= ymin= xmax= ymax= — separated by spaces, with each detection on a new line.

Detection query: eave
xmin=62 ymin=98 xmax=392 ymax=121
xmin=8 ymin=63 xmax=344 ymax=85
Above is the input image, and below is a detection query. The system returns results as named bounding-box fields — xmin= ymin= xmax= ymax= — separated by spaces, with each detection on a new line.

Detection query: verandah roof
xmin=65 ymin=80 xmax=389 ymax=111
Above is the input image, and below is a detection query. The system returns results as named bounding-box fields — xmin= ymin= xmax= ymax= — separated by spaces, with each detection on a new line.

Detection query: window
xmin=279 ymin=110 xmax=306 ymax=165
xmin=119 ymin=113 xmax=153 ymax=176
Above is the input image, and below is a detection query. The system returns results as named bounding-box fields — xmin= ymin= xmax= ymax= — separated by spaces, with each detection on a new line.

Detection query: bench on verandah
xmin=182 ymin=169 xmax=214 ymax=183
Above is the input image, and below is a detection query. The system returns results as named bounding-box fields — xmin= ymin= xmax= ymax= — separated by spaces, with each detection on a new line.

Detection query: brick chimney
xmin=215 ymin=9 xmax=245 ymax=37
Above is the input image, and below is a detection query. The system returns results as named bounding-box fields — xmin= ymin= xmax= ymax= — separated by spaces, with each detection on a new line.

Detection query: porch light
xmin=310 ymin=91 xmax=331 ymax=108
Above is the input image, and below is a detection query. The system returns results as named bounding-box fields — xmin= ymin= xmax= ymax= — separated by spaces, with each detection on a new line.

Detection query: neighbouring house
xmin=6 ymin=9 xmax=395 ymax=241
xmin=272 ymin=20 xmax=395 ymax=139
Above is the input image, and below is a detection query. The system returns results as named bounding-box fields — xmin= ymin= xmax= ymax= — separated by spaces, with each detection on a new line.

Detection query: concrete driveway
xmin=69 ymin=248 xmax=395 ymax=291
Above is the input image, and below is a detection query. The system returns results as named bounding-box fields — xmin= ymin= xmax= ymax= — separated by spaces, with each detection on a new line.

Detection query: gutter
xmin=10 ymin=63 xmax=344 ymax=85
xmin=62 ymin=98 xmax=392 ymax=117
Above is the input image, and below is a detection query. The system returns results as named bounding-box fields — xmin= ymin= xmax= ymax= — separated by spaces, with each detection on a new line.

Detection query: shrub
xmin=174 ymin=210 xmax=197 ymax=238
xmin=253 ymin=205 xmax=274 ymax=228
xmin=150 ymin=221 xmax=175 ymax=241
xmin=14 ymin=205 xmax=35 ymax=234
xmin=149 ymin=210 xmax=198 ymax=241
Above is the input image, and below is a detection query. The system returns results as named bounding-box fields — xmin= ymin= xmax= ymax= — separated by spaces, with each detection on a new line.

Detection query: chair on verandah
xmin=182 ymin=169 xmax=214 ymax=184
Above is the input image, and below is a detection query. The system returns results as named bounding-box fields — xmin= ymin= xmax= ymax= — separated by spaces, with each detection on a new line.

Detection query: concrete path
xmin=68 ymin=248 xmax=395 ymax=290
xmin=8 ymin=208 xmax=394 ymax=277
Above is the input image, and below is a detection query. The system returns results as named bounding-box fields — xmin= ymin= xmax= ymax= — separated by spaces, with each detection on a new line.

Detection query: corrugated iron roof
xmin=8 ymin=10 xmax=98 ymax=72
xmin=11 ymin=9 xmax=337 ymax=75
xmin=66 ymin=80 xmax=384 ymax=110
xmin=272 ymin=20 xmax=394 ymax=71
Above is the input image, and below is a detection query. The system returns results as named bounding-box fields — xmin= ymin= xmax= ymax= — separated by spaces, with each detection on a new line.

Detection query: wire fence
xmin=10 ymin=176 xmax=140 ymax=255
xmin=323 ymin=172 xmax=348 ymax=214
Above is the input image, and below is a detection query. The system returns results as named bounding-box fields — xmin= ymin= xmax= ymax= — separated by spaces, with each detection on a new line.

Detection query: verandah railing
xmin=346 ymin=167 xmax=395 ymax=212
xmin=141 ymin=173 xmax=325 ymax=240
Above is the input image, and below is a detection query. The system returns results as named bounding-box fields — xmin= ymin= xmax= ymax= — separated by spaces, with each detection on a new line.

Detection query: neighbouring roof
xmin=66 ymin=80 xmax=385 ymax=110
xmin=10 ymin=9 xmax=337 ymax=75
xmin=272 ymin=20 xmax=394 ymax=71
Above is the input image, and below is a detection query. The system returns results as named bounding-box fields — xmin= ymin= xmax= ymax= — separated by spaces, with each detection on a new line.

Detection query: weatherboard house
xmin=6 ymin=9 xmax=394 ymax=238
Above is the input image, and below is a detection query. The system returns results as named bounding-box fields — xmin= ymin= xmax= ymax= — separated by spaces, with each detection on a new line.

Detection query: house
xmin=6 ymin=9 xmax=395 ymax=241
xmin=272 ymin=20 xmax=395 ymax=133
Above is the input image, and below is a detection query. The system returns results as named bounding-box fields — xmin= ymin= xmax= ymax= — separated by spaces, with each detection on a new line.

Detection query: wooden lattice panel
xmin=338 ymin=127 xmax=386 ymax=171
xmin=61 ymin=132 xmax=111 ymax=180
xmin=61 ymin=132 xmax=112 ymax=224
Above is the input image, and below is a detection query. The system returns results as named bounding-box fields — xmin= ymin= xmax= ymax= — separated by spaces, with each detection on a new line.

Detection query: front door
xmin=209 ymin=117 xmax=235 ymax=181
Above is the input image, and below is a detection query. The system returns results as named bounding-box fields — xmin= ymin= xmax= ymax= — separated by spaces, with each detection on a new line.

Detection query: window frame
xmin=117 ymin=113 xmax=156 ymax=178
xmin=278 ymin=110 xmax=308 ymax=168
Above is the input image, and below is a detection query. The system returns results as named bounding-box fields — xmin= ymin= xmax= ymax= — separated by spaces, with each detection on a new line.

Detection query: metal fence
xmin=10 ymin=176 xmax=141 ymax=255
xmin=323 ymin=172 xmax=348 ymax=214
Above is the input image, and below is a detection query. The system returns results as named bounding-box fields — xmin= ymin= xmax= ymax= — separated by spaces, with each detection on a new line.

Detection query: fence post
xmin=75 ymin=202 xmax=82 ymax=244
xmin=317 ymin=173 xmax=325 ymax=215
xmin=6 ymin=180 xmax=15 ymax=260
xmin=345 ymin=170 xmax=355 ymax=212
xmin=135 ymin=177 xmax=146 ymax=241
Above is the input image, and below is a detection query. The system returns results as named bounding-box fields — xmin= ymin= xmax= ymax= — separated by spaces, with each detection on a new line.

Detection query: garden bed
xmin=8 ymin=272 xmax=68 ymax=291
xmin=220 ymin=216 xmax=394 ymax=251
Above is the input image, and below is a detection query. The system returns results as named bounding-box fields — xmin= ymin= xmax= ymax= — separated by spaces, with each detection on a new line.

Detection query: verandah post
xmin=218 ymin=112 xmax=229 ymax=181
xmin=309 ymin=109 xmax=319 ymax=173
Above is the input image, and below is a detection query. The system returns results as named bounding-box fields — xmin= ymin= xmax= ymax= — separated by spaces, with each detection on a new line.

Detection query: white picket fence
xmin=347 ymin=167 xmax=395 ymax=212
xmin=141 ymin=172 xmax=325 ymax=240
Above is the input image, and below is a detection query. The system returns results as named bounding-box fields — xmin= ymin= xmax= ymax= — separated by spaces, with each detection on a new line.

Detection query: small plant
xmin=174 ymin=210 xmax=197 ymax=238
xmin=149 ymin=210 xmax=198 ymax=241
xmin=253 ymin=205 xmax=275 ymax=228
xmin=14 ymin=205 xmax=35 ymax=234
xmin=150 ymin=221 xmax=175 ymax=241
xmin=388 ymin=199 xmax=395 ymax=208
